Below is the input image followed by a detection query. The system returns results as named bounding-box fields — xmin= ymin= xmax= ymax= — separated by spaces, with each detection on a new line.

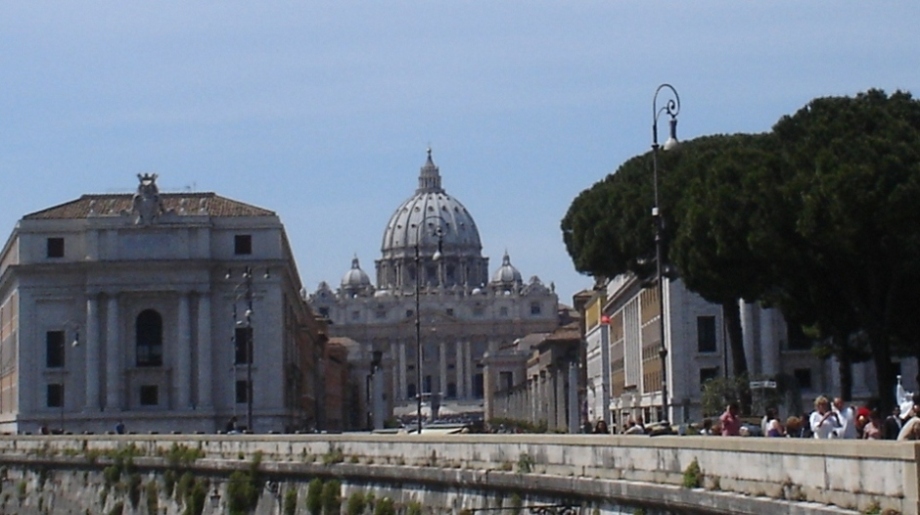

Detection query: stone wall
xmin=0 ymin=434 xmax=914 ymax=514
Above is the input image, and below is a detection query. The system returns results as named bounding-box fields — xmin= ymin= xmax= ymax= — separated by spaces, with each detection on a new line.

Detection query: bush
xmin=346 ymin=491 xmax=366 ymax=515
xmin=374 ymin=497 xmax=395 ymax=515
xmin=682 ymin=458 xmax=703 ymax=489
xmin=146 ymin=481 xmax=159 ymax=515
xmin=406 ymin=500 xmax=422 ymax=515
xmin=321 ymin=479 xmax=341 ymax=515
xmin=227 ymin=471 xmax=257 ymax=515
xmin=307 ymin=478 xmax=323 ymax=515
xmin=127 ymin=473 xmax=142 ymax=509
xmin=284 ymin=488 xmax=298 ymax=515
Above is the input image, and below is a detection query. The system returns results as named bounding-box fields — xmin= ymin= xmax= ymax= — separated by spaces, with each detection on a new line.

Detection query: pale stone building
xmin=309 ymin=151 xmax=560 ymax=428
xmin=0 ymin=175 xmax=323 ymax=434
xmin=583 ymin=273 xmax=918 ymax=430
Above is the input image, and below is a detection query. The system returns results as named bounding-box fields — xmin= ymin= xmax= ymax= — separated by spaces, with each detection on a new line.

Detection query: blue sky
xmin=2 ymin=2 xmax=918 ymax=302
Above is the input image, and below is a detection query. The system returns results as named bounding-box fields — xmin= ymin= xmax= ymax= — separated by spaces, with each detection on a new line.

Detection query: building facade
xmin=583 ymin=273 xmax=919 ymax=430
xmin=0 ymin=174 xmax=325 ymax=434
xmin=309 ymin=151 xmax=560 ymax=428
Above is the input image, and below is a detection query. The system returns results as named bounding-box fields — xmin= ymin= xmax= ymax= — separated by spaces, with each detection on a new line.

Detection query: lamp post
xmin=414 ymin=217 xmax=447 ymax=434
xmin=228 ymin=266 xmax=269 ymax=433
xmin=651 ymin=83 xmax=680 ymax=423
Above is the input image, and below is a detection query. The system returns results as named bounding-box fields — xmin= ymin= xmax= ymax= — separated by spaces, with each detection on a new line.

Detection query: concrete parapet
xmin=0 ymin=433 xmax=914 ymax=514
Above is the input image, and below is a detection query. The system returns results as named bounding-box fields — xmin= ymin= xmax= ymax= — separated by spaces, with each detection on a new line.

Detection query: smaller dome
xmin=341 ymin=256 xmax=371 ymax=290
xmin=491 ymin=251 xmax=522 ymax=286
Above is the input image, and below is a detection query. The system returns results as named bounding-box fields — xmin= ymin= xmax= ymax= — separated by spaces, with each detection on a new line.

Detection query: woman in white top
xmin=809 ymin=396 xmax=840 ymax=439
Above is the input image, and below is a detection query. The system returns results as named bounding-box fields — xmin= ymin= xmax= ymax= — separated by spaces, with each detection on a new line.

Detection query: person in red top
xmin=720 ymin=402 xmax=742 ymax=436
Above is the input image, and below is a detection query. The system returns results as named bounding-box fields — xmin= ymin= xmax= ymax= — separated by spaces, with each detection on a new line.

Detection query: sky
xmin=2 ymin=2 xmax=918 ymax=303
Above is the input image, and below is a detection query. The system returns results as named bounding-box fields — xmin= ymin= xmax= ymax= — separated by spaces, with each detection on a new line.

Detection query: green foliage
xmin=127 ymin=473 xmax=142 ymax=509
xmin=307 ymin=478 xmax=323 ymax=515
xmin=406 ymin=500 xmax=422 ymax=515
xmin=164 ymin=443 xmax=205 ymax=469
xmin=517 ymin=453 xmax=535 ymax=473
xmin=284 ymin=488 xmax=298 ymax=515
xmin=227 ymin=471 xmax=257 ymax=515
xmin=108 ymin=501 xmax=125 ymax=515
xmin=177 ymin=472 xmax=195 ymax=504
xmin=103 ymin=465 xmax=121 ymax=488
xmin=373 ymin=497 xmax=395 ymax=515
xmin=682 ymin=458 xmax=703 ymax=489
xmin=346 ymin=491 xmax=366 ymax=515
xmin=323 ymin=447 xmax=345 ymax=465
xmin=183 ymin=479 xmax=207 ymax=515
xmin=321 ymin=479 xmax=341 ymax=515
xmin=510 ymin=493 xmax=522 ymax=515
xmin=145 ymin=480 xmax=159 ymax=515
xmin=700 ymin=375 xmax=750 ymax=417
xmin=163 ymin=469 xmax=177 ymax=498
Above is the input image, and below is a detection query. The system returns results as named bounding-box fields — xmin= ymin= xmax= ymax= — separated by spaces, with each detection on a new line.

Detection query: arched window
xmin=136 ymin=309 xmax=163 ymax=367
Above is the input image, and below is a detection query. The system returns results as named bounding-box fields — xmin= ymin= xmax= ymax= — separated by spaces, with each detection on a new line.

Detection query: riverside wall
xmin=0 ymin=433 xmax=914 ymax=514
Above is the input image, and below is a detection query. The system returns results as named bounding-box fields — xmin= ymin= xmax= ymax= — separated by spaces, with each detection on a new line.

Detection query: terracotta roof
xmin=24 ymin=192 xmax=275 ymax=220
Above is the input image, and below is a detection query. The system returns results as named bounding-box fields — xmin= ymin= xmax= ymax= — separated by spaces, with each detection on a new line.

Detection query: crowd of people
xmin=587 ymin=392 xmax=920 ymax=440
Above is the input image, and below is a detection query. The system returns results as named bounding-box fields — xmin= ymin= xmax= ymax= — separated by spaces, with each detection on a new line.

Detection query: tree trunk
xmin=722 ymin=300 xmax=749 ymax=377
xmin=835 ymin=333 xmax=853 ymax=402
xmin=722 ymin=300 xmax=752 ymax=413
xmin=868 ymin=328 xmax=895 ymax=415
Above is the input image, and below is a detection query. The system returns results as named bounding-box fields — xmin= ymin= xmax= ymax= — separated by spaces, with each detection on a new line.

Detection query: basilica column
xmin=104 ymin=295 xmax=121 ymax=411
xmin=438 ymin=341 xmax=447 ymax=399
xmin=84 ymin=296 xmax=100 ymax=411
xmin=455 ymin=340 xmax=464 ymax=400
xmin=176 ymin=293 xmax=191 ymax=409
xmin=398 ymin=341 xmax=407 ymax=402
xmin=197 ymin=293 xmax=213 ymax=409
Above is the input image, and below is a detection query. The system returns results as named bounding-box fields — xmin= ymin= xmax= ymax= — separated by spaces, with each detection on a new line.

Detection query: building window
xmin=407 ymin=383 xmax=417 ymax=399
xmin=793 ymin=368 xmax=813 ymax=391
xmin=236 ymin=380 xmax=250 ymax=403
xmin=136 ymin=310 xmax=163 ymax=367
xmin=473 ymin=373 xmax=484 ymax=398
xmin=499 ymin=307 xmax=508 ymax=317
xmin=447 ymin=383 xmax=457 ymax=398
xmin=351 ymin=310 xmax=360 ymax=321
xmin=47 ymin=384 xmax=64 ymax=408
xmin=318 ymin=307 xmax=329 ymax=318
xmin=46 ymin=237 xmax=65 ymax=258
xmin=46 ymin=330 xmax=65 ymax=368
xmin=406 ymin=310 xmax=414 ymax=318
xmin=235 ymin=327 xmax=253 ymax=365
xmin=697 ymin=316 xmax=717 ymax=353
xmin=375 ymin=309 xmax=386 ymax=319
xmin=699 ymin=367 xmax=719 ymax=390
xmin=446 ymin=308 xmax=454 ymax=317
xmin=530 ymin=303 xmax=541 ymax=315
xmin=139 ymin=385 xmax=159 ymax=406
xmin=500 ymin=371 xmax=514 ymax=391
xmin=234 ymin=234 xmax=252 ymax=255
xmin=472 ymin=306 xmax=484 ymax=317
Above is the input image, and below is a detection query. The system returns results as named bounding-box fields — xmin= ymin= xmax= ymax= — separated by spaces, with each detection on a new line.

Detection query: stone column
xmin=177 ymin=293 xmax=191 ymax=409
xmin=84 ymin=296 xmax=100 ymax=411
xmin=197 ymin=293 xmax=212 ymax=409
xmin=105 ymin=295 xmax=121 ymax=411
xmin=455 ymin=340 xmax=464 ymax=400
xmin=398 ymin=341 xmax=407 ymax=402
xmin=464 ymin=340 xmax=472 ymax=398
xmin=438 ymin=341 xmax=447 ymax=399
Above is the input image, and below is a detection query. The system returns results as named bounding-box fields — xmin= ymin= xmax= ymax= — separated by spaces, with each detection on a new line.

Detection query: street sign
xmin=749 ymin=380 xmax=777 ymax=389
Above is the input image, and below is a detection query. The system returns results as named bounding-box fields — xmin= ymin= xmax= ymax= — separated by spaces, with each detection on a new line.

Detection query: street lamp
xmin=414 ymin=216 xmax=447 ymax=434
xmin=651 ymin=83 xmax=680 ymax=423
xmin=228 ymin=266 xmax=269 ymax=433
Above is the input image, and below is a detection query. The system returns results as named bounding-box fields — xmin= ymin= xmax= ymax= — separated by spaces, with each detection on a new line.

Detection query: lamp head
xmin=663 ymin=117 xmax=679 ymax=151
xmin=432 ymin=250 xmax=442 ymax=262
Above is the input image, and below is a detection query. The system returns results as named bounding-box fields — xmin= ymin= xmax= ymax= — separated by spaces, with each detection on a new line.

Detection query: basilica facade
xmin=309 ymin=151 xmax=560 ymax=428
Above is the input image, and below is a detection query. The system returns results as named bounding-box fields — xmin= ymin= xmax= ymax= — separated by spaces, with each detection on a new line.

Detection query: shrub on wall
xmin=346 ymin=491 xmax=366 ymax=515
xmin=321 ymin=479 xmax=341 ymax=515
xmin=307 ymin=478 xmax=323 ymax=515
xmin=227 ymin=470 xmax=257 ymax=515
xmin=373 ymin=497 xmax=395 ymax=515
xmin=682 ymin=459 xmax=703 ymax=489
xmin=146 ymin=480 xmax=159 ymax=515
xmin=284 ymin=488 xmax=298 ymax=515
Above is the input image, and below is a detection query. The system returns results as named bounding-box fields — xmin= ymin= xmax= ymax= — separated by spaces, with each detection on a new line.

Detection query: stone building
xmin=583 ymin=273 xmax=919 ymax=431
xmin=0 ymin=174 xmax=325 ymax=434
xmin=309 ymin=150 xmax=560 ymax=428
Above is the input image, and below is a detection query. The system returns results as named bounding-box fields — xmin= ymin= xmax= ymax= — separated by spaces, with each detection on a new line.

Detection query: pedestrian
xmin=593 ymin=419 xmax=609 ymax=434
xmin=225 ymin=416 xmax=238 ymax=434
xmin=765 ymin=407 xmax=784 ymax=437
xmin=115 ymin=420 xmax=126 ymax=435
xmin=719 ymin=402 xmax=741 ymax=436
xmin=884 ymin=405 xmax=903 ymax=440
xmin=832 ymin=397 xmax=857 ymax=439
xmin=809 ymin=396 xmax=840 ymax=439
